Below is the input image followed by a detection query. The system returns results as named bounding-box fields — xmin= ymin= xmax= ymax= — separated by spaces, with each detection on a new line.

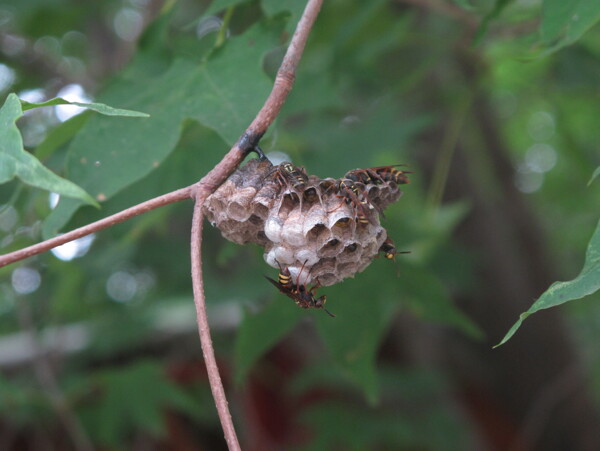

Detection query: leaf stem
xmin=215 ymin=6 xmax=235 ymax=48
xmin=425 ymin=91 xmax=473 ymax=214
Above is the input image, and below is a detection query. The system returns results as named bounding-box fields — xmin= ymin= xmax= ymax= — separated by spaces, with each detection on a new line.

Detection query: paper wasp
xmin=372 ymin=165 xmax=411 ymax=185
xmin=344 ymin=167 xmax=384 ymax=185
xmin=264 ymin=260 xmax=335 ymax=317
xmin=345 ymin=165 xmax=411 ymax=186
xmin=331 ymin=178 xmax=371 ymax=226
xmin=379 ymin=237 xmax=411 ymax=261
xmin=271 ymin=162 xmax=309 ymax=193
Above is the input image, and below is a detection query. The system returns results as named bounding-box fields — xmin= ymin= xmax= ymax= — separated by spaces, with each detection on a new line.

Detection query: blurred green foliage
xmin=1 ymin=0 xmax=599 ymax=448
xmin=498 ymin=218 xmax=600 ymax=346
xmin=0 ymin=94 xmax=97 ymax=206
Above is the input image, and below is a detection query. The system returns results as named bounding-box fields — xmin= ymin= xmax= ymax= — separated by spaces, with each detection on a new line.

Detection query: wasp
xmin=265 ymin=260 xmax=335 ymax=317
xmin=332 ymin=178 xmax=371 ymax=226
xmin=275 ymin=260 xmax=293 ymax=289
xmin=345 ymin=165 xmax=412 ymax=185
xmin=339 ymin=179 xmax=363 ymax=201
xmin=372 ymin=165 xmax=412 ymax=185
xmin=344 ymin=171 xmax=390 ymax=217
xmin=344 ymin=167 xmax=384 ymax=185
xmin=379 ymin=237 xmax=411 ymax=261
xmin=271 ymin=162 xmax=309 ymax=193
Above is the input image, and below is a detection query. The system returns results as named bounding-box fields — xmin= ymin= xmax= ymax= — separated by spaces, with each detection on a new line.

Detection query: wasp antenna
xmin=274 ymin=258 xmax=284 ymax=272
xmin=324 ymin=308 xmax=336 ymax=318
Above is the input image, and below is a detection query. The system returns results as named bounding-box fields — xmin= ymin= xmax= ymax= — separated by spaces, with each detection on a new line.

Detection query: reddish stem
xmin=189 ymin=2 xmax=324 ymax=448
xmin=0 ymin=186 xmax=193 ymax=268
xmin=190 ymin=190 xmax=240 ymax=450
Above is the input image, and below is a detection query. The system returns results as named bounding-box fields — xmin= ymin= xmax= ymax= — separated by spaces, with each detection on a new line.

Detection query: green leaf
xmin=0 ymin=94 xmax=97 ymax=206
xmin=588 ymin=166 xmax=600 ymax=186
xmin=539 ymin=0 xmax=600 ymax=52
xmin=474 ymin=0 xmax=515 ymax=44
xmin=42 ymin=19 xmax=281 ymax=237
xmin=234 ymin=299 xmax=304 ymax=385
xmin=496 ymin=218 xmax=600 ymax=347
xmin=34 ymin=112 xmax=91 ymax=160
xmin=20 ymin=97 xmax=150 ymax=117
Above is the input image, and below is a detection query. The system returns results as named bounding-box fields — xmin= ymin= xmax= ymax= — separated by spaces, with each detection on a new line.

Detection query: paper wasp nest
xmin=203 ymin=158 xmax=407 ymax=287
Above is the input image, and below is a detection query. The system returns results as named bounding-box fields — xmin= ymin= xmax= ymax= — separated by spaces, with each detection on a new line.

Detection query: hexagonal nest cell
xmin=203 ymin=158 xmax=410 ymax=290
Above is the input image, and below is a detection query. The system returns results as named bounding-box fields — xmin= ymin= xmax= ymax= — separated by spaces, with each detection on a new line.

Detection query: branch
xmin=193 ymin=0 xmax=325 ymax=197
xmin=188 ymin=1 xmax=324 ymax=448
xmin=190 ymin=192 xmax=240 ymax=450
xmin=0 ymin=186 xmax=193 ymax=268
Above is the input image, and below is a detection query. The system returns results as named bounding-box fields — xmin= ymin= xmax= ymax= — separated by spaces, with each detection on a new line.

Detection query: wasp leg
xmin=308 ymin=277 xmax=322 ymax=295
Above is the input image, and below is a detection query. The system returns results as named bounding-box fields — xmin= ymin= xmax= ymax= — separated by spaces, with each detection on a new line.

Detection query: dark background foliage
xmin=1 ymin=0 xmax=599 ymax=449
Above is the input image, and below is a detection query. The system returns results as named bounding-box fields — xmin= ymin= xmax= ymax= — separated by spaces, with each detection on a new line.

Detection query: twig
xmin=190 ymin=193 xmax=240 ymax=450
xmin=192 ymin=0 xmax=325 ymax=197
xmin=0 ymin=186 xmax=192 ymax=268
xmin=189 ymin=1 xmax=324 ymax=448
xmin=426 ymin=91 xmax=473 ymax=213
xmin=16 ymin=300 xmax=95 ymax=451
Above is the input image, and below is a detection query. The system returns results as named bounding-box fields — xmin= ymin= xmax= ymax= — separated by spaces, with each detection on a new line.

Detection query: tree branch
xmin=193 ymin=0 xmax=325 ymax=196
xmin=0 ymin=186 xmax=193 ymax=268
xmin=188 ymin=1 xmax=324 ymax=448
xmin=190 ymin=192 xmax=240 ymax=450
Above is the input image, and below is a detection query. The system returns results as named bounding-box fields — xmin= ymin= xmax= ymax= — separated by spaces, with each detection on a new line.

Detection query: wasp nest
xmin=203 ymin=158 xmax=409 ymax=288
